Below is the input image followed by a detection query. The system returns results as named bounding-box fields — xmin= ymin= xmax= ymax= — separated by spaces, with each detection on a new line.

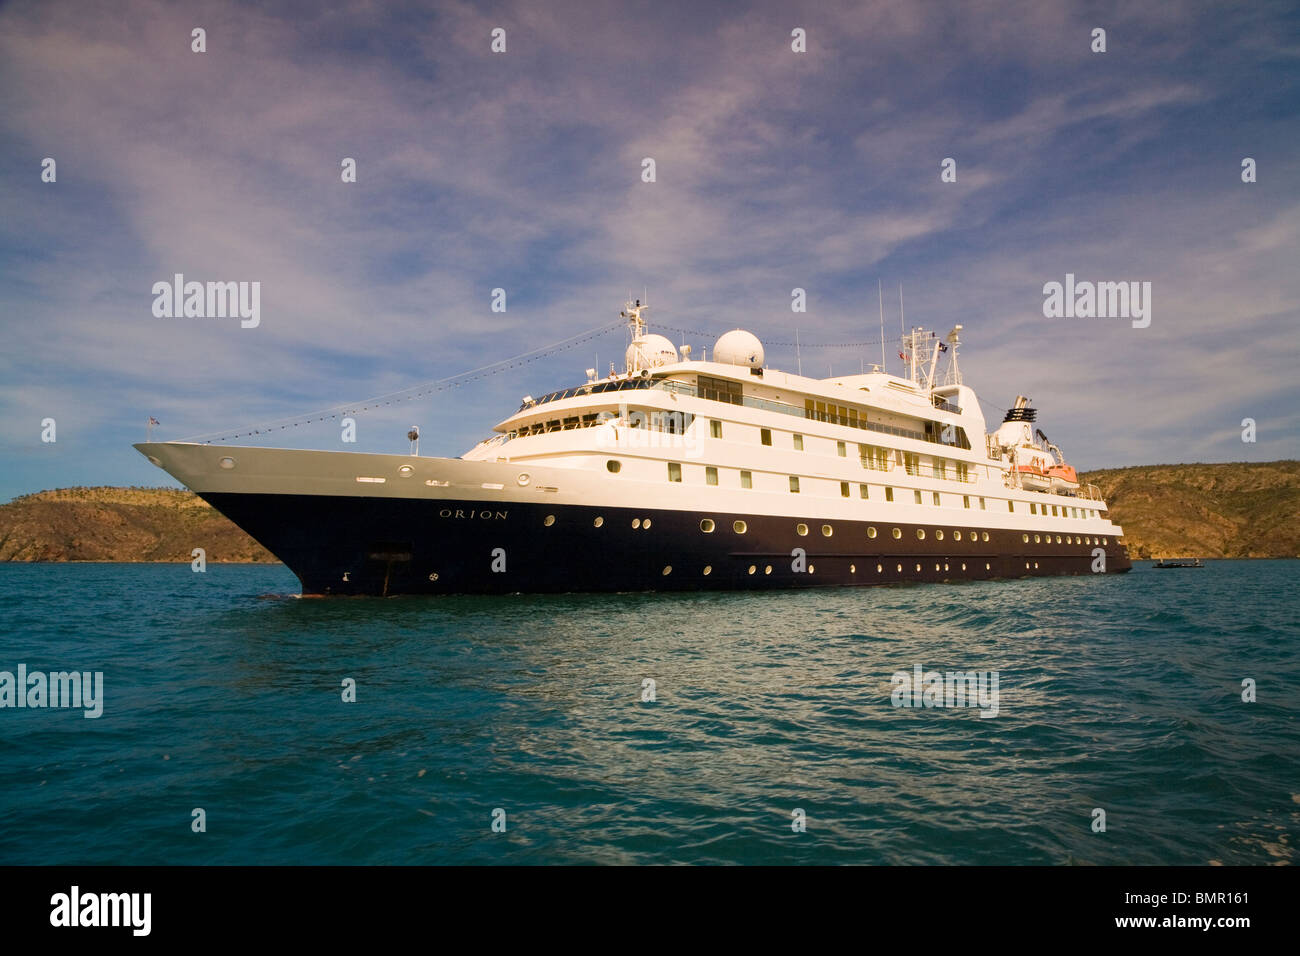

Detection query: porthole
xmin=954 ymin=531 xmax=962 ymax=541
xmin=985 ymin=563 xmax=991 ymax=570
xmin=748 ymin=565 xmax=756 ymax=575
xmin=703 ymin=565 xmax=712 ymax=575
xmin=892 ymin=528 xmax=902 ymax=539
xmin=764 ymin=565 xmax=772 ymax=575
xmin=982 ymin=532 xmax=990 ymax=542
xmin=935 ymin=529 xmax=944 ymax=541
xmin=961 ymin=563 xmax=966 ymax=571
xmin=867 ymin=527 xmax=877 ymax=538
xmin=1101 ymin=537 xmax=1108 ymax=545
xmin=877 ymin=564 xmax=883 ymax=573
xmin=517 ymin=473 xmax=530 ymax=486
xmin=219 ymin=456 xmax=236 ymax=470
xmin=1034 ymin=562 xmax=1039 ymax=569
xmin=662 ymin=565 xmax=672 ymax=575
xmin=398 ymin=464 xmax=414 ymax=477
xmin=916 ymin=528 xmax=926 ymax=540
xmin=643 ymin=518 xmax=652 ymax=530
xmin=544 ymin=515 xmax=556 ymax=527
xmin=821 ymin=524 xmax=833 ymax=537
xmin=850 ymin=564 xmax=856 ymax=573
xmin=734 ymin=520 xmax=748 ymax=534
xmin=428 ymin=572 xmax=439 ymax=582
xmin=1026 ymin=562 xmax=1031 ymax=569
xmin=808 ymin=565 xmax=815 ymax=574
xmin=1023 ymin=534 xmax=1030 ymax=543
xmin=606 ymin=460 xmax=621 ymax=473
xmin=1055 ymin=535 xmax=1062 ymax=544
xmin=897 ymin=563 xmax=903 ymax=572
xmin=1084 ymin=536 xmax=1091 ymax=545
xmin=700 ymin=518 xmax=715 ymax=533
xmin=632 ymin=518 xmax=641 ymax=529
xmin=1066 ymin=536 xmax=1073 ymax=544
xmin=796 ymin=523 xmax=809 ymax=536
xmin=1034 ymin=534 xmax=1041 ymax=543
xmin=936 ymin=564 xmax=942 ymax=571
xmin=593 ymin=516 xmax=604 ymax=528
xmin=915 ymin=563 xmax=922 ymax=572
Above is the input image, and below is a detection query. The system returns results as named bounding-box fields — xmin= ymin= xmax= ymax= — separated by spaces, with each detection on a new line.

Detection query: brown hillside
xmin=1080 ymin=461 xmax=1300 ymax=559
xmin=0 ymin=486 xmax=275 ymax=562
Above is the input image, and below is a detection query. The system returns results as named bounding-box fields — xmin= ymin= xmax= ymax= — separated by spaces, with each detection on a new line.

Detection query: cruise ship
xmin=135 ymin=299 xmax=1131 ymax=594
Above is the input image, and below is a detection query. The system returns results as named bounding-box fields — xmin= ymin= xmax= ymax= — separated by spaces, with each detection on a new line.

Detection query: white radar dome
xmin=713 ymin=329 xmax=765 ymax=368
xmin=625 ymin=334 xmax=679 ymax=371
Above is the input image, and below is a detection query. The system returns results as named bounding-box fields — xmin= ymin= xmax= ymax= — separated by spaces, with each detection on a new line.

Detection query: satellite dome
xmin=625 ymin=334 xmax=678 ymax=371
xmin=713 ymin=329 xmax=765 ymax=368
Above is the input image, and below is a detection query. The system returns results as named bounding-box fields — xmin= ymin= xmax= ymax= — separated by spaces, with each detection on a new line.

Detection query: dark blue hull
xmin=202 ymin=492 xmax=1132 ymax=595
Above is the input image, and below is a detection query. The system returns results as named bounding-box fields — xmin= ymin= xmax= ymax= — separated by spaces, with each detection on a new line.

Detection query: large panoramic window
xmin=698 ymin=375 xmax=743 ymax=405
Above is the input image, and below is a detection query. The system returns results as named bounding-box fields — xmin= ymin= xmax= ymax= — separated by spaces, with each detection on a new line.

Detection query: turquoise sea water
xmin=0 ymin=560 xmax=1295 ymax=865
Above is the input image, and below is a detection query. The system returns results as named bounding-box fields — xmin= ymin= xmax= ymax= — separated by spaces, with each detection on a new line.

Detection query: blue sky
xmin=2 ymin=0 xmax=1297 ymax=501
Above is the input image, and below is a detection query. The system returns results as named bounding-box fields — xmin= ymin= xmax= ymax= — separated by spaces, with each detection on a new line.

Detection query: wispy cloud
xmin=0 ymin=0 xmax=1297 ymax=500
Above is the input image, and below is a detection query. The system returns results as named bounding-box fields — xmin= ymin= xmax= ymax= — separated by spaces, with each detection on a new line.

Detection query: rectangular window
xmin=1030 ymin=503 xmax=1037 ymax=515
xmin=956 ymin=462 xmax=969 ymax=482
xmin=885 ymin=487 xmax=894 ymax=502
xmin=789 ymin=476 xmax=800 ymax=493
xmin=979 ymin=497 xmax=986 ymax=510
xmin=933 ymin=458 xmax=947 ymax=479
xmin=914 ymin=489 xmax=923 ymax=505
xmin=697 ymin=375 xmax=743 ymax=405
xmin=1052 ymin=505 xmax=1059 ymax=516
xmin=859 ymin=484 xmax=869 ymax=499
xmin=740 ymin=470 xmax=752 ymax=489
xmin=668 ymin=462 xmax=682 ymax=482
xmin=710 ymin=420 xmax=722 ymax=439
xmin=837 ymin=441 xmax=846 ymax=457
xmin=761 ymin=428 xmax=772 ymax=446
xmin=904 ymin=452 xmax=921 ymax=476
xmin=840 ymin=481 xmax=850 ymax=498
xmin=933 ymin=491 xmax=941 ymax=506
xmin=793 ymin=434 xmax=804 ymax=451
xmin=706 ymin=466 xmax=718 ymax=486
xmin=1008 ymin=501 xmax=1015 ymax=512
xmin=963 ymin=495 xmax=970 ymax=509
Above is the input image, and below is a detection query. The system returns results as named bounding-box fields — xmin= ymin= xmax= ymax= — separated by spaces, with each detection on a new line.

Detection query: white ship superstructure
xmin=137 ymin=298 xmax=1130 ymax=594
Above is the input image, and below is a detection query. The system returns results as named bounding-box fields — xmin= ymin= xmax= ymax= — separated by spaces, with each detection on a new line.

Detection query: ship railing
xmin=518 ymin=376 xmax=968 ymax=449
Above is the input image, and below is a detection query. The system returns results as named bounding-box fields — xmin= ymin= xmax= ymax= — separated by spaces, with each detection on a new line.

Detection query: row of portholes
xmin=1022 ymin=533 xmax=1109 ymax=545
xmin=795 ymin=523 xmax=834 ymax=537
xmin=543 ymin=513 xmax=655 ymax=530
xmin=688 ymin=560 xmax=1000 ymax=577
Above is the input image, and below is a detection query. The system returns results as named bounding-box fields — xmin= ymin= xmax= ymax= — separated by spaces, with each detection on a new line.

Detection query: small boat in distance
xmin=1153 ymin=558 xmax=1204 ymax=568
